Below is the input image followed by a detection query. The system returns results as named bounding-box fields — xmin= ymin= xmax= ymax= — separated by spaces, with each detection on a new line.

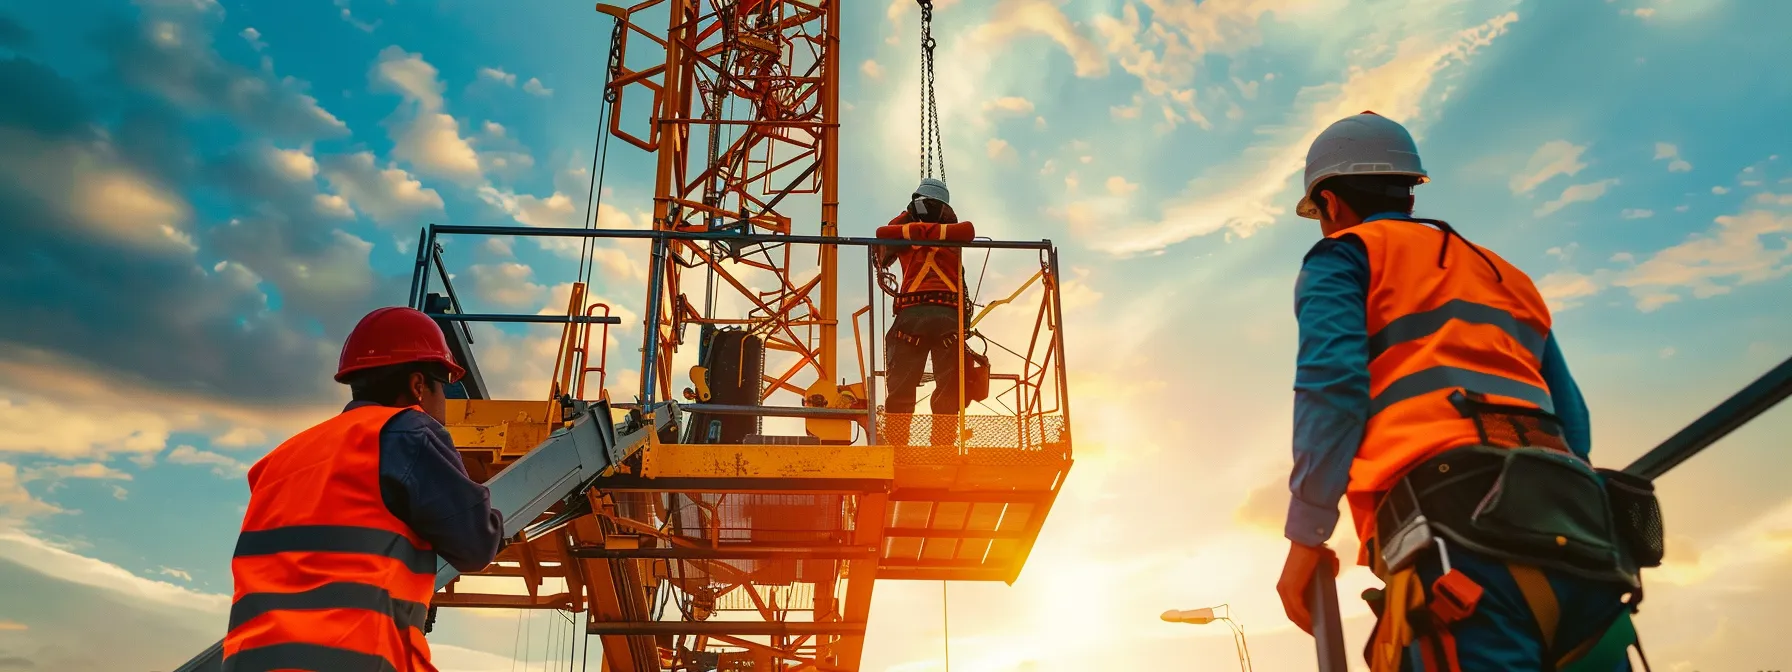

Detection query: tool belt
xmin=1370 ymin=392 xmax=1655 ymax=587
xmin=894 ymin=290 xmax=962 ymax=311
xmin=1359 ymin=391 xmax=1663 ymax=671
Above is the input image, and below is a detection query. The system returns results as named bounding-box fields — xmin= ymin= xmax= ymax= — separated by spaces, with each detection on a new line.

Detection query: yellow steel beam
xmin=640 ymin=444 xmax=893 ymax=480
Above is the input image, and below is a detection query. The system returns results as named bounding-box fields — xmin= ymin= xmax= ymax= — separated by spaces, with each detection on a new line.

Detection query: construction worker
xmin=1274 ymin=113 xmax=1643 ymax=671
xmin=877 ymin=177 xmax=975 ymax=445
xmin=223 ymin=306 xmax=505 ymax=672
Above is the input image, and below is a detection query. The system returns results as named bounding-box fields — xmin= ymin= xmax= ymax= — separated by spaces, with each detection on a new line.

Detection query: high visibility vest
xmin=225 ymin=404 xmax=440 ymax=672
xmin=1336 ymin=217 xmax=1556 ymax=551
xmin=877 ymin=215 xmax=976 ymax=307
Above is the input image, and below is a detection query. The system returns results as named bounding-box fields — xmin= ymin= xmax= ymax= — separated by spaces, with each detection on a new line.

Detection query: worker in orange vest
xmin=877 ymin=178 xmax=976 ymax=445
xmin=223 ymin=306 xmax=504 ymax=672
xmin=1274 ymin=113 xmax=1646 ymax=671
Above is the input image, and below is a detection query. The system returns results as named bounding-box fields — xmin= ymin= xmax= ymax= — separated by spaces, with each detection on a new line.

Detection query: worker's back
xmin=1331 ymin=216 xmax=1557 ymax=535
xmin=228 ymin=404 xmax=439 ymax=672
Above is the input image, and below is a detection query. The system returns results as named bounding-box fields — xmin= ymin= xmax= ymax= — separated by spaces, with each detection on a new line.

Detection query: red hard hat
xmin=335 ymin=306 xmax=467 ymax=383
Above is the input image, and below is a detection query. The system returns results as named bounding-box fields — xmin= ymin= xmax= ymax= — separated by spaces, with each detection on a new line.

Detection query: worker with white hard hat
xmin=1275 ymin=112 xmax=1655 ymax=670
xmin=874 ymin=177 xmax=986 ymax=446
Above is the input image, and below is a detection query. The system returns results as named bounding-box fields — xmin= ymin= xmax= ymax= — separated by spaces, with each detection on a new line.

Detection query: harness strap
xmin=1507 ymin=563 xmax=1560 ymax=654
xmin=1368 ymin=567 xmax=1426 ymax=672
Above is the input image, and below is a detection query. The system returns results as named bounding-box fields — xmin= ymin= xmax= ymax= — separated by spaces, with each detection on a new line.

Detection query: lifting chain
xmin=917 ymin=0 xmax=944 ymax=182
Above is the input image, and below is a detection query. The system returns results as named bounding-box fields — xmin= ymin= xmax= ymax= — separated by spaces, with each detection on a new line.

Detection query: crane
xmin=176 ymin=1 xmax=1074 ymax=670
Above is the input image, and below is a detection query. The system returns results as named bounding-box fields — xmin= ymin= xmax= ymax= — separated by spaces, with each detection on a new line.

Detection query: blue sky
xmin=1 ymin=0 xmax=1790 ymax=670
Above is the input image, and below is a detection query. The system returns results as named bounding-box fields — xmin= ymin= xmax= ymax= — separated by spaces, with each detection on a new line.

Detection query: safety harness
xmin=1360 ymin=394 xmax=1660 ymax=672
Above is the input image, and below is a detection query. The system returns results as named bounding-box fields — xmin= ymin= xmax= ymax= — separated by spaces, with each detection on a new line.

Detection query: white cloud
xmin=1535 ymin=178 xmax=1620 ymax=217
xmin=371 ymin=45 xmax=444 ymax=110
xmin=158 ymin=566 xmax=193 ymax=582
xmin=1106 ymin=176 xmax=1140 ymax=196
xmin=0 ymin=529 xmax=228 ymax=613
xmin=523 ymin=78 xmax=553 ymax=97
xmin=1085 ymin=8 xmax=1521 ymax=255
xmin=1511 ymin=140 xmax=1589 ymax=195
xmin=211 ymin=426 xmax=268 ymax=448
xmin=239 ymin=26 xmax=265 ymax=51
xmin=1712 ymin=185 xmax=1730 ymax=195
xmin=983 ymin=96 xmax=1035 ymax=116
xmin=1621 ymin=208 xmax=1655 ymax=219
xmin=969 ymin=0 xmax=1108 ymax=79
xmin=21 ymin=463 xmax=133 ymax=482
xmin=320 ymin=151 xmax=446 ymax=226
xmin=166 ymin=445 xmax=250 ymax=478
xmin=1656 ymin=142 xmax=1693 ymax=172
xmin=313 ymin=193 xmax=356 ymax=219
xmin=861 ymin=59 xmax=885 ymax=81
xmin=0 ymin=129 xmax=196 ymax=252
xmin=470 ymin=263 xmax=549 ymax=308
xmin=478 ymin=66 xmax=517 ymax=86
xmin=1613 ymin=209 xmax=1792 ymax=311
xmin=986 ymin=138 xmax=1017 ymax=161
xmin=336 ymin=0 xmax=380 ymax=32
xmin=0 ymin=463 xmax=62 ymax=524
xmin=372 ymin=46 xmax=483 ymax=184
xmin=1628 ymin=7 xmax=1657 ymax=18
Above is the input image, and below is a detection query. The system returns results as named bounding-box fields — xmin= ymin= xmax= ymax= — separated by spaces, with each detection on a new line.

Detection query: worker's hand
xmin=1276 ymin=540 xmax=1339 ymax=635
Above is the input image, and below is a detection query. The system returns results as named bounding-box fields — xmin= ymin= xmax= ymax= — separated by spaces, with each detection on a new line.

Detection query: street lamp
xmin=1161 ymin=604 xmax=1254 ymax=672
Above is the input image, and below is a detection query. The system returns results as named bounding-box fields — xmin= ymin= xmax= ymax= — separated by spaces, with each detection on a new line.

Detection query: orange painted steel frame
xmin=422 ymin=2 xmax=1075 ymax=671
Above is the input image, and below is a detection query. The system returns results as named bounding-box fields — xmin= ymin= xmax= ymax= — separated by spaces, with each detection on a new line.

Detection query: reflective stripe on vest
xmin=1336 ymin=217 xmax=1555 ymax=559
xmin=895 ymin=222 xmax=967 ymax=294
xmin=225 ymin=404 xmax=439 ymax=672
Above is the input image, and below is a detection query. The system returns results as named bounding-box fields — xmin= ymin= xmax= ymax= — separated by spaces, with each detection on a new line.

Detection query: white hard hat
xmin=1296 ymin=111 xmax=1429 ymax=219
xmin=913 ymin=178 xmax=950 ymax=205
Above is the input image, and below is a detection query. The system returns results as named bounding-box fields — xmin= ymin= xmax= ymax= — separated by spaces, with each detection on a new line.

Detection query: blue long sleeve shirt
xmin=1285 ymin=214 xmax=1591 ymax=547
xmin=346 ymin=400 xmax=506 ymax=572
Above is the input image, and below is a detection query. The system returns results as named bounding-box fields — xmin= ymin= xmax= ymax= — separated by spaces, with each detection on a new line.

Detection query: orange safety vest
xmin=225 ymin=404 xmax=440 ymax=672
xmin=877 ymin=214 xmax=976 ymax=307
xmin=1337 ymin=217 xmax=1555 ymax=560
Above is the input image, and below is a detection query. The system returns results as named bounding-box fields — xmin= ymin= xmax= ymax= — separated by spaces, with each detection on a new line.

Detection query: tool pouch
xmin=1467 ymin=447 xmax=1630 ymax=581
xmin=964 ymin=348 xmax=991 ymax=402
xmin=1598 ymin=467 xmax=1665 ymax=569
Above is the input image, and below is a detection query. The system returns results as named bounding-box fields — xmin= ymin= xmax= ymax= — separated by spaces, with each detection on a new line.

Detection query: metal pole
xmin=1310 ymin=547 xmax=1348 ymax=672
xmin=1624 ymin=353 xmax=1792 ymax=479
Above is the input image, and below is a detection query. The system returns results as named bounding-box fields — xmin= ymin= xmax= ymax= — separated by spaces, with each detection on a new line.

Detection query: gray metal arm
xmin=171 ymin=399 xmax=678 ymax=672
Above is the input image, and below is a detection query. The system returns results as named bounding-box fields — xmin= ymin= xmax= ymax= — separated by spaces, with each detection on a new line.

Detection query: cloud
xmin=1712 ymin=185 xmax=1730 ymax=195
xmin=319 ymin=151 xmax=446 ymax=226
xmin=523 ymin=77 xmax=552 ymax=97
xmin=19 ymin=463 xmax=133 ymax=483
xmin=1084 ymin=8 xmax=1521 ymax=255
xmin=209 ymin=426 xmax=267 ymax=448
xmin=861 ymin=59 xmax=884 ymax=81
xmin=970 ymin=0 xmax=1108 ymax=79
xmin=372 ymin=46 xmax=482 ymax=184
xmin=477 ymin=66 xmax=516 ymax=86
xmin=982 ymin=96 xmax=1035 ymax=116
xmin=469 ymin=263 xmax=549 ymax=309
xmin=1628 ymin=7 xmax=1658 ymax=18
xmin=1613 ymin=209 xmax=1792 ymax=311
xmin=0 ymin=14 xmax=31 ymax=50
xmin=1535 ymin=178 xmax=1619 ymax=217
xmin=101 ymin=4 xmax=347 ymax=140
xmin=1655 ymin=142 xmax=1693 ymax=172
xmin=1621 ymin=208 xmax=1655 ymax=219
xmin=335 ymin=0 xmax=380 ymax=32
xmin=0 ymin=463 xmax=61 ymax=524
xmin=158 ymin=566 xmax=193 ymax=581
xmin=164 ymin=445 xmax=249 ymax=478
xmin=238 ymin=26 xmax=264 ymax=51
xmin=986 ymin=138 xmax=1016 ymax=160
xmin=1106 ymin=176 xmax=1140 ymax=196
xmin=1510 ymin=140 xmax=1589 ymax=195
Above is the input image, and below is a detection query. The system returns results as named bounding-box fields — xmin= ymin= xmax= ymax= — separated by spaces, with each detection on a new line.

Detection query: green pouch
xmin=1559 ymin=611 xmax=1642 ymax=672
xmin=1468 ymin=448 xmax=1623 ymax=574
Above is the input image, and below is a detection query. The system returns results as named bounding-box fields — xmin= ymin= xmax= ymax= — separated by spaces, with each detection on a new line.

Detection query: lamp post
xmin=1161 ymin=604 xmax=1254 ymax=672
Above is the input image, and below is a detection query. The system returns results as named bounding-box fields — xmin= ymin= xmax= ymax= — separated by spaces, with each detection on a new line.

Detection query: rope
xmin=917 ymin=0 xmax=943 ymax=182
xmin=580 ymin=17 xmax=625 ymax=291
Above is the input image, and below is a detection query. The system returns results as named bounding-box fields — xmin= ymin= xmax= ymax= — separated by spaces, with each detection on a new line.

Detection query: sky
xmin=1 ymin=0 xmax=1790 ymax=670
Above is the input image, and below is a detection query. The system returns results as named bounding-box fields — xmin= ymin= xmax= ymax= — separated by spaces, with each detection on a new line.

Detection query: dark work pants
xmin=884 ymin=305 xmax=965 ymax=445
xmin=1402 ymin=544 xmax=1633 ymax=671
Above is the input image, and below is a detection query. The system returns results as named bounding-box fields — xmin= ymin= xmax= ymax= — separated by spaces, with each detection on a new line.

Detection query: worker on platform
xmin=877 ymin=177 xmax=975 ymax=445
xmin=223 ymin=306 xmax=504 ymax=672
xmin=1274 ymin=112 xmax=1644 ymax=671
